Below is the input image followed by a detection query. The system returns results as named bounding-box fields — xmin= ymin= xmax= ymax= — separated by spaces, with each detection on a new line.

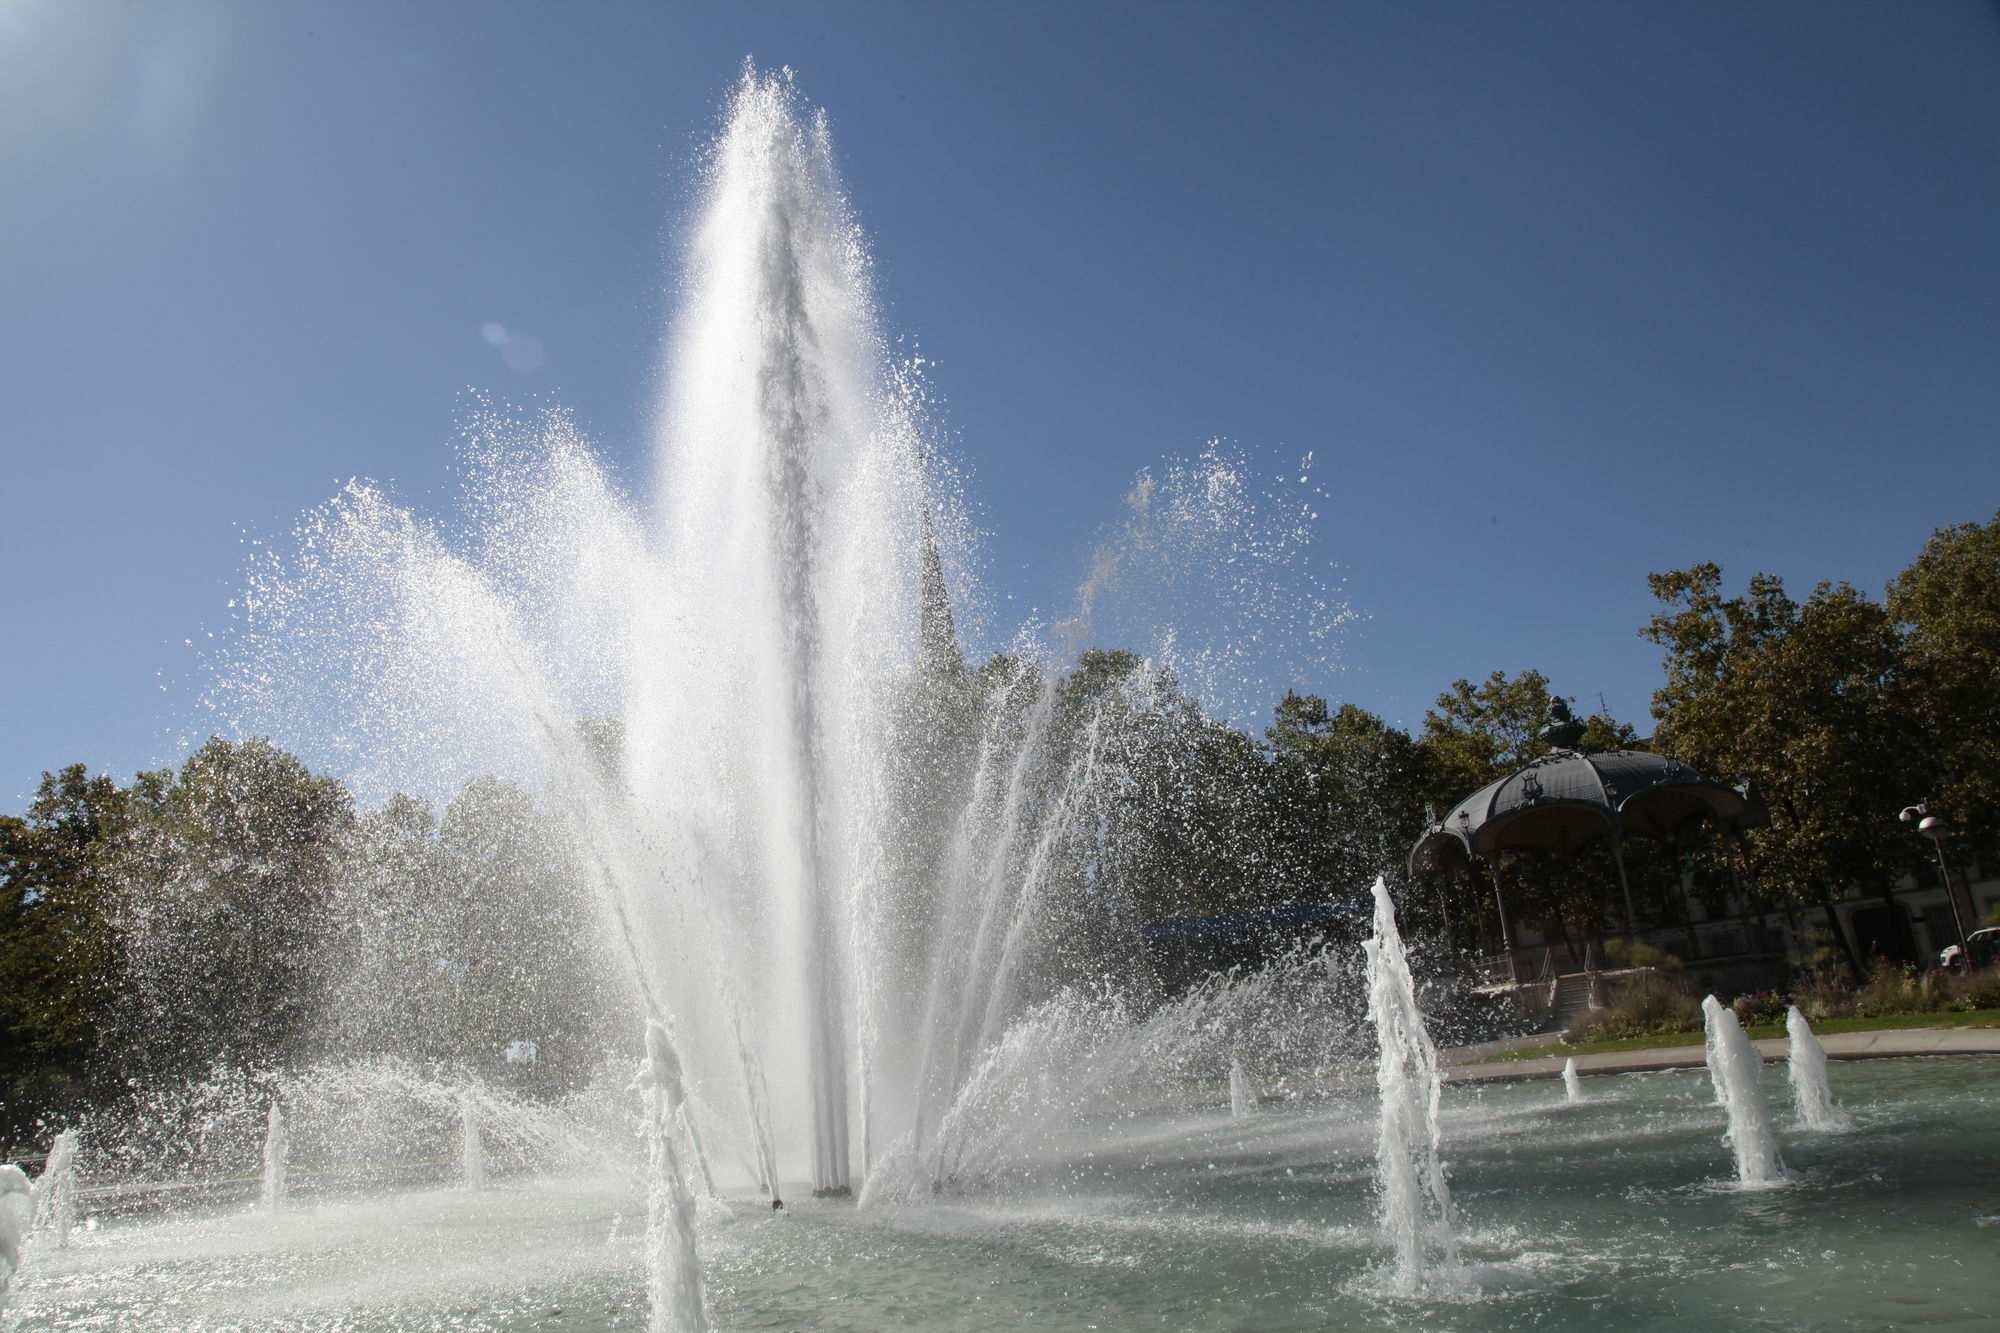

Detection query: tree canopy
xmin=3 ymin=508 xmax=1996 ymax=1139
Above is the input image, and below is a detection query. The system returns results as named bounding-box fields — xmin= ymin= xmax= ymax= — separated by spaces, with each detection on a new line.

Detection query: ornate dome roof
xmin=1409 ymin=746 xmax=1764 ymax=875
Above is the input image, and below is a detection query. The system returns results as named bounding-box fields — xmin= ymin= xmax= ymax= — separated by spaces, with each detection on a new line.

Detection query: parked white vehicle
xmin=1939 ymin=926 xmax=2000 ymax=971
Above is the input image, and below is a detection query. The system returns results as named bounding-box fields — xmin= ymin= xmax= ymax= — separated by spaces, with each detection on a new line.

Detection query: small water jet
xmin=639 ymin=1021 xmax=708 ymax=1333
xmin=1786 ymin=1006 xmax=1852 ymax=1132
xmin=1362 ymin=875 xmax=1461 ymax=1297
xmin=1702 ymin=1002 xmax=1731 ymax=1108
xmin=1229 ymin=1058 xmax=1259 ymax=1118
xmin=0 ymin=1164 xmax=28 ymax=1317
xmin=260 ymin=1097 xmax=290 ymax=1213
xmin=1701 ymin=995 xmax=1787 ymax=1186
xmin=459 ymin=1090 xmax=487 ymax=1191
xmin=32 ymin=1129 xmax=79 ymax=1248
xmin=1561 ymin=1057 xmax=1583 ymax=1103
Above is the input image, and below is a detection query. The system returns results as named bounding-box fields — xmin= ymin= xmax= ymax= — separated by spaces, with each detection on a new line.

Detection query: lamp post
xmin=1900 ymin=802 xmax=1968 ymax=954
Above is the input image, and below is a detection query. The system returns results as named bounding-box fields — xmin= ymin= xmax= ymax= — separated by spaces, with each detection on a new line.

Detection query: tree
xmin=325 ymin=776 xmax=622 ymax=1088
xmin=1054 ymin=650 xmax=1284 ymax=927
xmin=1419 ymin=669 xmax=1560 ymax=811
xmin=1642 ymin=564 xmax=1923 ymax=971
xmin=0 ymin=767 xmax=128 ymax=1142
xmin=109 ymin=737 xmax=354 ymax=1077
xmin=427 ymin=775 xmax=617 ymax=1085
xmin=1265 ymin=693 xmax=1428 ymax=898
xmin=1887 ymin=509 xmax=2000 ymax=860
xmin=1418 ymin=669 xmax=1639 ymax=814
xmin=320 ymin=792 xmax=450 ymax=1062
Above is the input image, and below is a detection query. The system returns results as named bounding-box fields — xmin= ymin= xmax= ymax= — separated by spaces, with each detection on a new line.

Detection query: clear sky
xmin=4 ymin=0 xmax=1998 ymax=810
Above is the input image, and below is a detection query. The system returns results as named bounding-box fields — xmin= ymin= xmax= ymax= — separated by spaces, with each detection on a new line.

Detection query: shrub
xmin=1789 ymin=974 xmax=1856 ymax=1023
xmin=1785 ymin=960 xmax=1999 ymax=1021
xmin=1604 ymin=937 xmax=1683 ymax=975
xmin=1731 ymin=991 xmax=1787 ymax=1027
xmin=1853 ymin=959 xmax=1951 ymax=1017
xmin=1567 ymin=973 xmax=1700 ymax=1042
xmin=1944 ymin=963 xmax=2000 ymax=1012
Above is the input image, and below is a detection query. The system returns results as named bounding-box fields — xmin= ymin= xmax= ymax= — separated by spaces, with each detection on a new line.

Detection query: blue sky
xmin=4 ymin=0 xmax=1998 ymax=809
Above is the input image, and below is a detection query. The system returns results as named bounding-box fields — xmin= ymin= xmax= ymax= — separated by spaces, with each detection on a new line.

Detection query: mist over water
xmin=201 ymin=67 xmax=1350 ymax=1213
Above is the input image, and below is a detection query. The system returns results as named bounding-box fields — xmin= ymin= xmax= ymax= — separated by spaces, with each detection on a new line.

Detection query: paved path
xmin=1444 ymin=1025 xmax=2000 ymax=1084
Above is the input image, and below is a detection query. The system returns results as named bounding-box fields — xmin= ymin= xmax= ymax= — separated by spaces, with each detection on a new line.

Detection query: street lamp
xmin=1900 ymin=802 xmax=1969 ymax=954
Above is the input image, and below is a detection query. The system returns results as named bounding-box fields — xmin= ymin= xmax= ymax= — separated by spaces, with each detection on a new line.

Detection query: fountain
xmin=1562 ymin=1057 xmax=1583 ymax=1103
xmin=260 ymin=1097 xmax=289 ymax=1213
xmin=6 ymin=64 xmax=2000 ymax=1333
xmin=1362 ymin=876 xmax=1462 ymax=1298
xmin=1228 ymin=1058 xmax=1259 ymax=1118
xmin=640 ymin=1021 xmax=707 ymax=1332
xmin=1702 ymin=997 xmax=1731 ymax=1108
xmin=0 ymin=1165 xmax=27 ymax=1317
xmin=1702 ymin=995 xmax=1788 ymax=1187
xmin=1786 ymin=1006 xmax=1852 ymax=1132
xmin=30 ymin=1131 xmax=77 ymax=1248
xmin=459 ymin=1090 xmax=487 ymax=1191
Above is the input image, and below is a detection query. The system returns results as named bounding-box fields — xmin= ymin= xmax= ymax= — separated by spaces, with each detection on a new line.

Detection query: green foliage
xmin=1054 ymin=649 xmax=1288 ymax=927
xmin=110 ymin=737 xmax=355 ymax=1078
xmin=1416 ymin=669 xmax=1638 ymax=805
xmin=1642 ymin=565 xmax=1923 ymax=927
xmin=1566 ymin=973 xmax=1700 ymax=1042
xmin=1887 ymin=510 xmax=2000 ymax=859
xmin=1789 ymin=971 xmax=1857 ymax=1023
xmin=1786 ymin=923 xmax=1850 ymax=988
xmin=0 ymin=734 xmax=630 ymax=1138
xmin=1604 ymin=936 xmax=1682 ymax=974
xmin=1794 ymin=961 xmax=2000 ymax=1021
xmin=1730 ymin=990 xmax=1787 ymax=1026
xmin=325 ymin=776 xmax=623 ymax=1086
xmin=1265 ymin=693 xmax=1427 ymax=898
xmin=0 ymin=766 xmax=130 ymax=1140
xmin=1418 ymin=669 xmax=1558 ymax=809
xmin=1851 ymin=960 xmax=1942 ymax=1015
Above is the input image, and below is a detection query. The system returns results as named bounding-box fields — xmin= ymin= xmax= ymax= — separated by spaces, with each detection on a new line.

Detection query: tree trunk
xmin=1818 ymin=896 xmax=1863 ymax=982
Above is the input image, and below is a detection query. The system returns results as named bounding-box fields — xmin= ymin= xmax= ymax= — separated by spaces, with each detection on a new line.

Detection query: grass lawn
xmin=1476 ymin=1007 xmax=2000 ymax=1064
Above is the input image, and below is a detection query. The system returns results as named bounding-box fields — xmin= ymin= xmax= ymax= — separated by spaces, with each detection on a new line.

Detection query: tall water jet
xmin=1562 ymin=1057 xmax=1583 ymax=1103
xmin=1702 ymin=996 xmax=1731 ymax=1108
xmin=1702 ymin=996 xmax=1787 ymax=1186
xmin=1785 ymin=1006 xmax=1852 ymax=1132
xmin=622 ymin=64 xmax=938 ymax=1201
xmin=1229 ymin=1058 xmax=1258 ymax=1119
xmin=32 ymin=1129 xmax=78 ymax=1246
xmin=459 ymin=1090 xmax=487 ymax=1191
xmin=261 ymin=1097 xmax=289 ymax=1213
xmin=640 ymin=1021 xmax=708 ymax=1333
xmin=1363 ymin=876 xmax=1461 ymax=1297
